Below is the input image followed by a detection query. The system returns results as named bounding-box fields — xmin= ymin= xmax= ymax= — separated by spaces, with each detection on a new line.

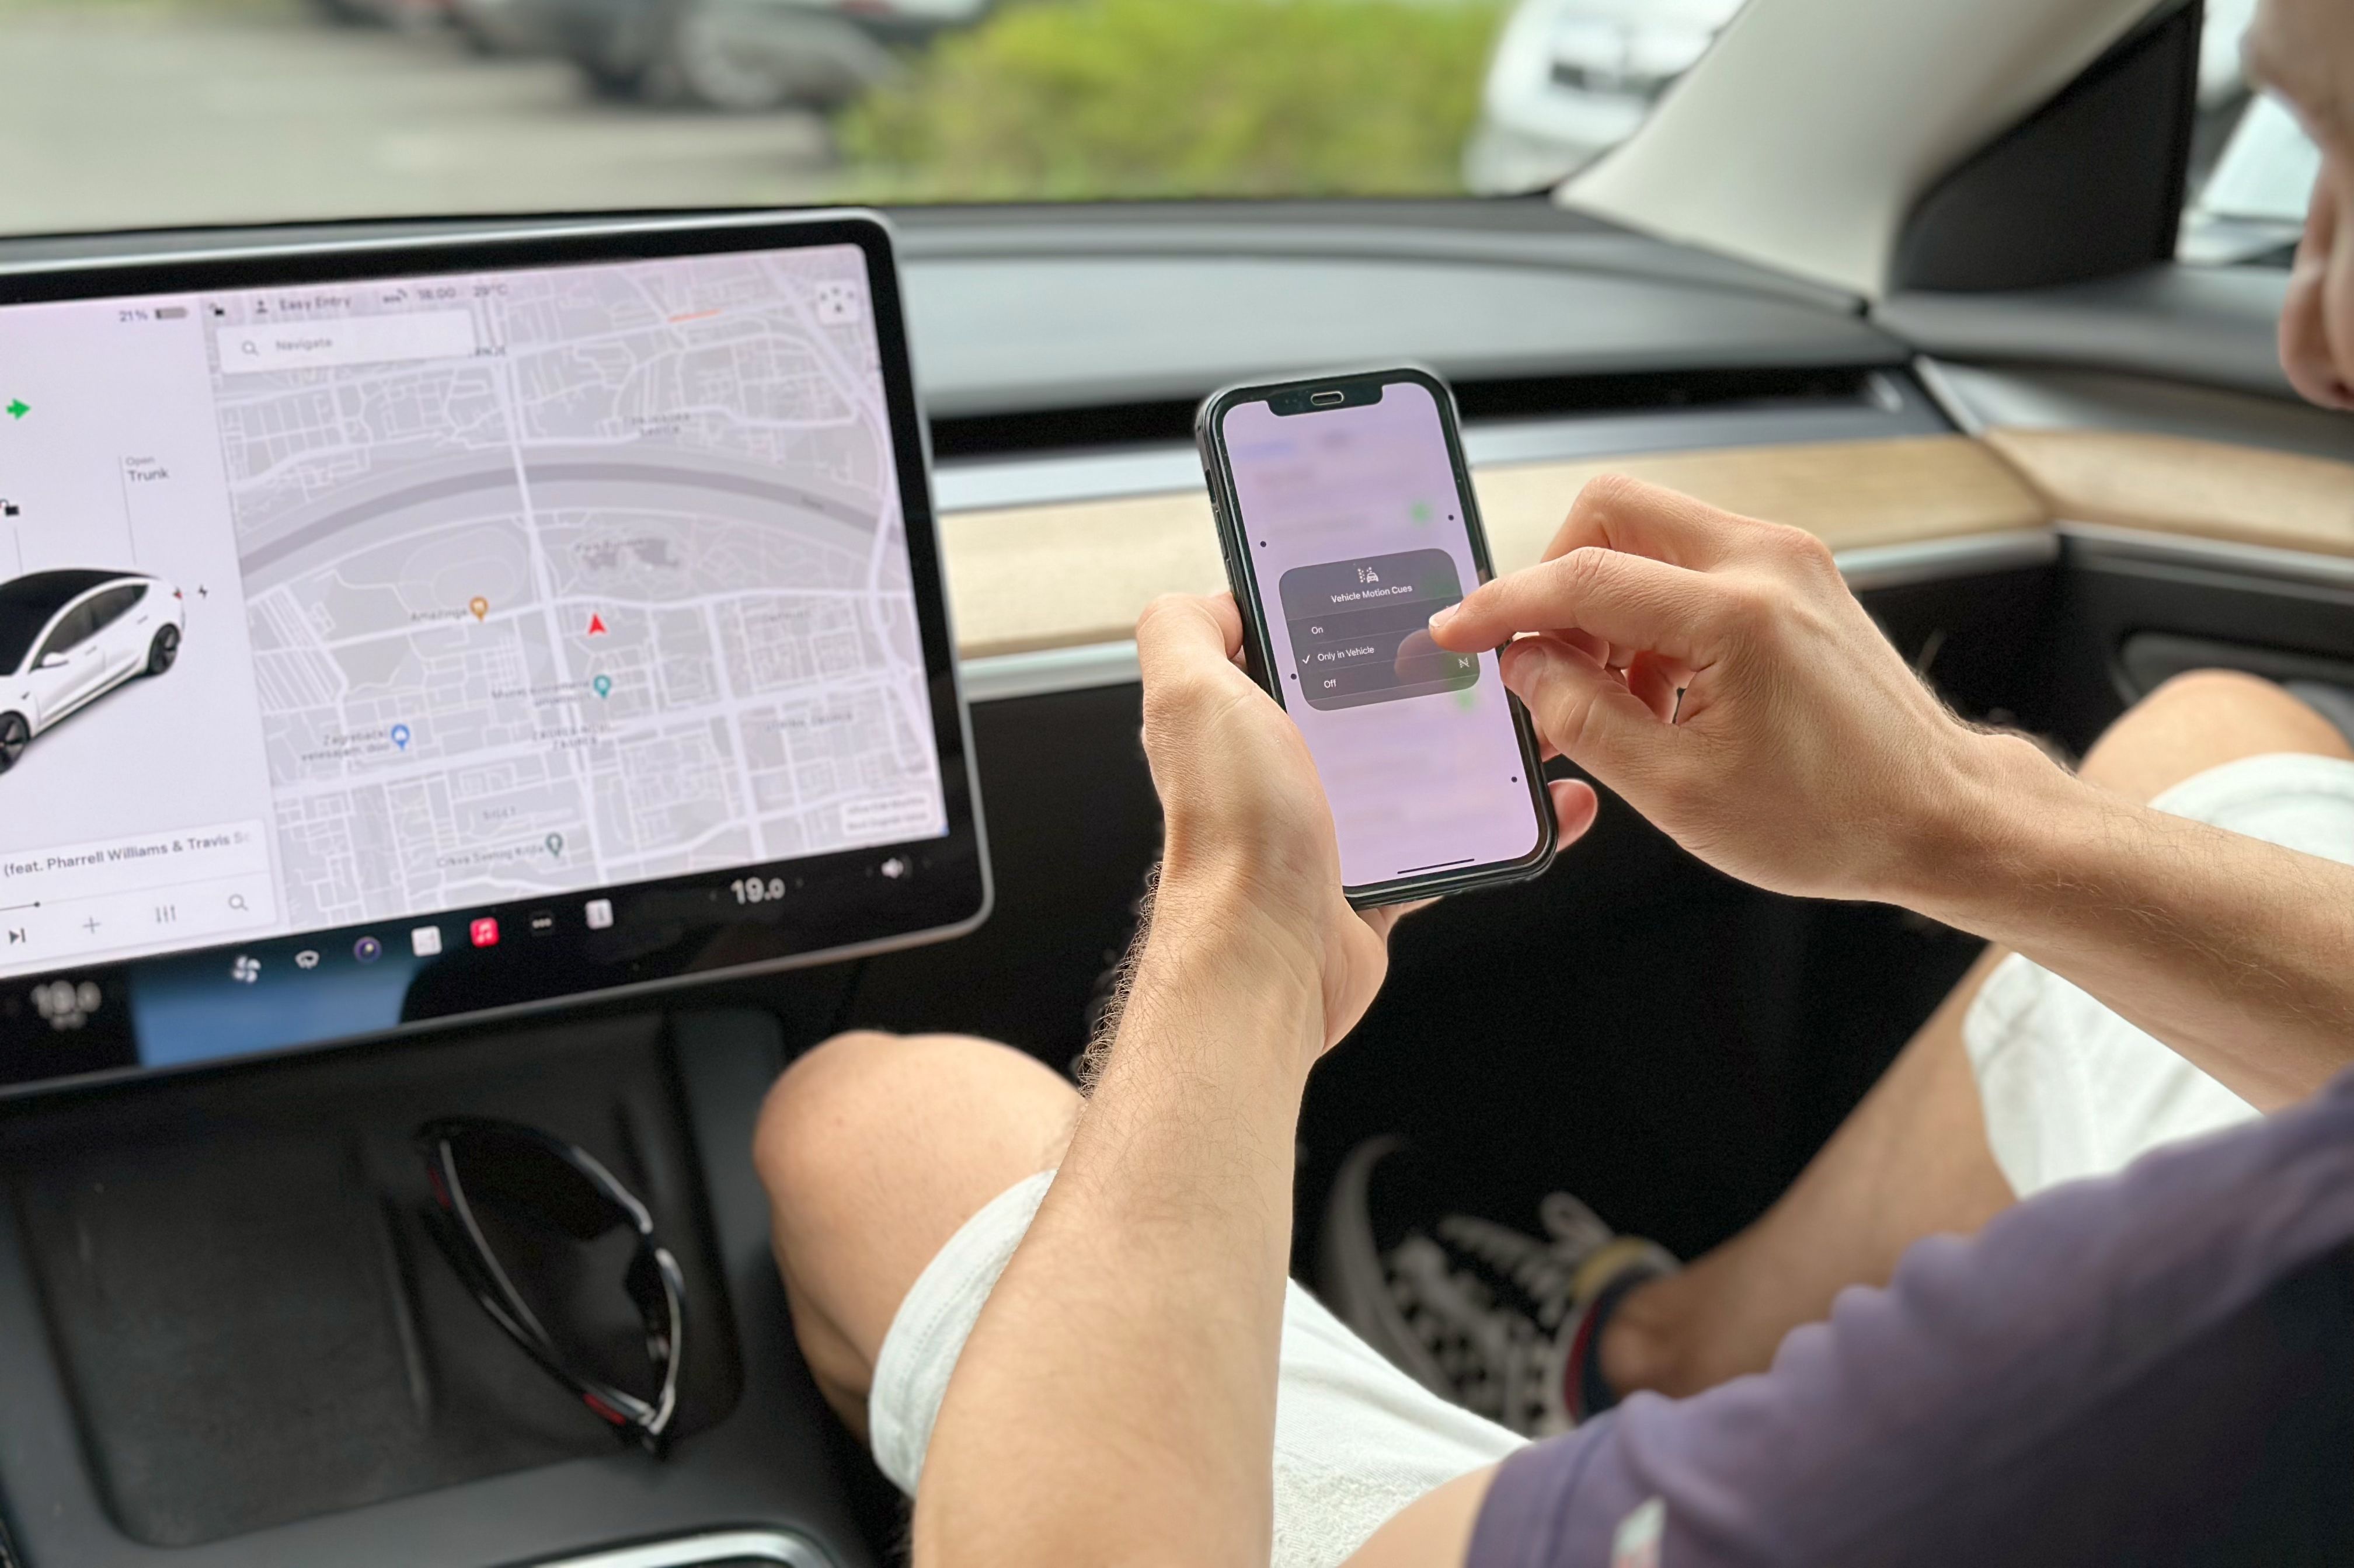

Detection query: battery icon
xmin=155 ymin=306 xmax=189 ymax=320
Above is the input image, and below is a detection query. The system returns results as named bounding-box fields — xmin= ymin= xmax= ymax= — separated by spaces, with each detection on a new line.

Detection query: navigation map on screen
xmin=0 ymin=243 xmax=947 ymax=981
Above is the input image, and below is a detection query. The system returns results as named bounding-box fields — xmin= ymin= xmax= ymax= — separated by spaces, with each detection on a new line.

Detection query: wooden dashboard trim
xmin=938 ymin=434 xmax=2049 ymax=659
xmin=1982 ymin=428 xmax=2354 ymax=562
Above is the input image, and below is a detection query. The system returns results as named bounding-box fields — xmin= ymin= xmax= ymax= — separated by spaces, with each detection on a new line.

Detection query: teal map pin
xmin=592 ymin=674 xmax=612 ymax=699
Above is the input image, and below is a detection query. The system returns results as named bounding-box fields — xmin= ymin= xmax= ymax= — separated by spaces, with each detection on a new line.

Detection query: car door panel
xmin=30 ymin=602 xmax=103 ymax=727
xmin=88 ymin=586 xmax=144 ymax=686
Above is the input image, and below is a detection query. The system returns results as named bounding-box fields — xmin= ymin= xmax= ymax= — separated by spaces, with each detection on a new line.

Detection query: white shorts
xmin=869 ymin=1170 xmax=1527 ymax=1568
xmin=1965 ymin=752 xmax=2354 ymax=1197
xmin=870 ymin=753 xmax=2354 ymax=1566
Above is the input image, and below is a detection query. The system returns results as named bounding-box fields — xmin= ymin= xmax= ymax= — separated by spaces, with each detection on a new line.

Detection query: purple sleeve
xmin=1467 ymin=1069 xmax=2354 ymax=1568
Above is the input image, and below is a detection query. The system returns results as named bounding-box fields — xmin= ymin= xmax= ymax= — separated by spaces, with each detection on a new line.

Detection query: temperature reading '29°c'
xmin=730 ymin=876 xmax=789 ymax=905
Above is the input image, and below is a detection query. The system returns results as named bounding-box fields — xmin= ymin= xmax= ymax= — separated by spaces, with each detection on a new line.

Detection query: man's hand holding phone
xmin=1133 ymin=592 xmax=1600 ymax=1065
xmin=1427 ymin=475 xmax=2052 ymax=908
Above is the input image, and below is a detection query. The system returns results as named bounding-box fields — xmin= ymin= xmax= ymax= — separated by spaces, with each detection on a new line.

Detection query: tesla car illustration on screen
xmin=0 ymin=569 xmax=185 ymax=772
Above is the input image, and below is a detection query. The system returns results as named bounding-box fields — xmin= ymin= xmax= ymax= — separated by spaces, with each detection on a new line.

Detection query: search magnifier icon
xmin=227 ymin=893 xmax=249 ymax=911
xmin=240 ymin=341 xmax=259 ymax=357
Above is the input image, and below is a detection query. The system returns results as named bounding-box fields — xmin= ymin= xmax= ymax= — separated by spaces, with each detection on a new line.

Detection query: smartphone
xmin=1196 ymin=366 xmax=1556 ymax=908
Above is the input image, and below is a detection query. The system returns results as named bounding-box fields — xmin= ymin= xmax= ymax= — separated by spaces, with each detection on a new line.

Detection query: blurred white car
xmin=2179 ymin=0 xmax=2320 ymax=265
xmin=450 ymin=0 xmax=558 ymax=54
xmin=533 ymin=0 xmax=989 ymax=111
xmin=1465 ymin=0 xmax=1744 ymax=194
xmin=0 ymin=570 xmax=184 ymax=774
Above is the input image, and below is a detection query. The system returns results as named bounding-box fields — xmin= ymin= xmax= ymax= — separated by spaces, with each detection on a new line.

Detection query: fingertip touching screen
xmin=1220 ymin=379 xmax=1546 ymax=895
xmin=0 ymin=215 xmax=986 ymax=1093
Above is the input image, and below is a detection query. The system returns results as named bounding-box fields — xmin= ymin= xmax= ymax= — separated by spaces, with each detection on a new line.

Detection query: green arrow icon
xmin=4 ymin=402 xmax=25 ymax=420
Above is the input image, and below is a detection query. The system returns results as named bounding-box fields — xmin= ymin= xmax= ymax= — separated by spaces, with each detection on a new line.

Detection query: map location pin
xmin=391 ymin=723 xmax=410 ymax=750
xmin=545 ymin=832 xmax=563 ymax=858
xmin=469 ymin=596 xmax=489 ymax=622
xmin=592 ymin=674 xmax=612 ymax=699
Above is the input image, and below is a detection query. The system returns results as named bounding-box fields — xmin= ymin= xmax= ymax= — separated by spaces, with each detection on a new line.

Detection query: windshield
xmin=0 ymin=572 xmax=97 ymax=675
xmin=0 ymin=0 xmax=1750 ymax=236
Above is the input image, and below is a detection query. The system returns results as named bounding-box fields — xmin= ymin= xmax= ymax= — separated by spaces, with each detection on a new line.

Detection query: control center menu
xmin=1280 ymin=549 xmax=1478 ymax=712
xmin=0 ymin=245 xmax=948 ymax=981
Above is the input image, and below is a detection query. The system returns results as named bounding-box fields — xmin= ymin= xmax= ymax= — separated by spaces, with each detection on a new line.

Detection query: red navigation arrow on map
xmin=586 ymin=614 xmax=608 ymax=636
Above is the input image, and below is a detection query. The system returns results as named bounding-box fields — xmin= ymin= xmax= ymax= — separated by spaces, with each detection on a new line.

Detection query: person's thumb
xmin=1499 ymin=637 xmax=1672 ymax=796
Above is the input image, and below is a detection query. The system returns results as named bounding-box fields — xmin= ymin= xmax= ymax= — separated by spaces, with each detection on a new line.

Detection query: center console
xmin=0 ymin=1006 xmax=879 ymax=1568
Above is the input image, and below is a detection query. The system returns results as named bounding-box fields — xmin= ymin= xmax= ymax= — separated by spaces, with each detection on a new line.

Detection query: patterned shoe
xmin=1320 ymin=1136 xmax=1677 ymax=1435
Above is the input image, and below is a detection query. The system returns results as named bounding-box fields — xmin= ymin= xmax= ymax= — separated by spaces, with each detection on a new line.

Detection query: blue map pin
xmin=391 ymin=723 xmax=411 ymax=750
xmin=592 ymin=675 xmax=612 ymax=699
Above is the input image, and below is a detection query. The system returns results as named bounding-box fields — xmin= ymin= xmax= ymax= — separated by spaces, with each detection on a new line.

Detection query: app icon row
xmin=227 ymin=899 xmax=614 ymax=983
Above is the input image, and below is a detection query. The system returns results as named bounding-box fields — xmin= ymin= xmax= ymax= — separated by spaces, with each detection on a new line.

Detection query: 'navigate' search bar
xmin=217 ymin=311 xmax=479 ymax=375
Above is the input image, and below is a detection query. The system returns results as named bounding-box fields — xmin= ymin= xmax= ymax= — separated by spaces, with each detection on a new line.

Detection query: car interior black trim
xmin=1917 ymin=360 xmax=2354 ymax=464
xmin=929 ymin=365 xmax=1914 ymax=461
xmin=2118 ymin=631 xmax=2354 ymax=722
xmin=1891 ymin=0 xmax=2201 ymax=293
xmin=1880 ymin=264 xmax=2297 ymax=402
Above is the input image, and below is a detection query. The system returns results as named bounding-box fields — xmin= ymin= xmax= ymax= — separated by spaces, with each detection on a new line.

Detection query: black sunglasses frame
xmin=416 ymin=1117 xmax=685 ymax=1458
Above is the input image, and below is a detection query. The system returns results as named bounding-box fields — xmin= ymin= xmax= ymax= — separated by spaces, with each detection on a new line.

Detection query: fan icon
xmin=229 ymin=955 xmax=260 ymax=985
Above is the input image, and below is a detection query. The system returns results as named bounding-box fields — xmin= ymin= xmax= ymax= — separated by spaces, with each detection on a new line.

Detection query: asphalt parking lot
xmin=0 ymin=4 xmax=836 ymax=238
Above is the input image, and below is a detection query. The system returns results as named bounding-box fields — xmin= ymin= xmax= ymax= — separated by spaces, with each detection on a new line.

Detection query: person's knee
xmin=754 ymin=1030 xmax=1080 ymax=1374
xmin=2079 ymin=669 xmax=2353 ymax=805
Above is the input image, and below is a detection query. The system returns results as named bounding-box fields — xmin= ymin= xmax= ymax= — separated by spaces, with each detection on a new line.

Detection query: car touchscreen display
xmin=0 ymin=220 xmax=985 ymax=1090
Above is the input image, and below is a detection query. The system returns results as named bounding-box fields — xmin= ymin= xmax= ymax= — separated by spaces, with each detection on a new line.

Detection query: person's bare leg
xmin=1600 ymin=670 xmax=2354 ymax=1399
xmin=753 ymin=1030 xmax=1080 ymax=1437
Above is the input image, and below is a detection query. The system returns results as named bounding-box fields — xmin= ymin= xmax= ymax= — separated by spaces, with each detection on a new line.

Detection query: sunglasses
xmin=417 ymin=1117 xmax=685 ymax=1457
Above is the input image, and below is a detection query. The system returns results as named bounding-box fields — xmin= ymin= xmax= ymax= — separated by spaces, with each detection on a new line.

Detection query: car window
xmin=0 ymin=601 xmax=51 ymax=678
xmin=86 ymin=584 xmax=148 ymax=634
xmin=34 ymin=604 xmax=96 ymax=664
xmin=2182 ymin=0 xmax=2319 ymax=266
xmin=0 ymin=0 xmax=1751 ymax=234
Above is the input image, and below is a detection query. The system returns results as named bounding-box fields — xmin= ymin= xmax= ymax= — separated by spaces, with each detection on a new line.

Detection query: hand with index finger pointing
xmin=1431 ymin=476 xmax=2039 ymax=907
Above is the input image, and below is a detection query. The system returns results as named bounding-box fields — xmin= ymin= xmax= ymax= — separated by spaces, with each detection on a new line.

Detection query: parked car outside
xmin=536 ymin=0 xmax=988 ymax=111
xmin=309 ymin=0 xmax=452 ymax=29
xmin=0 ymin=570 xmax=185 ymax=774
xmin=1464 ymin=0 xmax=1742 ymax=194
xmin=449 ymin=0 xmax=566 ymax=55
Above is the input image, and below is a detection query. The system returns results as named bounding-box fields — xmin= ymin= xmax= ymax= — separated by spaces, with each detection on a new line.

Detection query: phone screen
xmin=1221 ymin=380 xmax=1545 ymax=893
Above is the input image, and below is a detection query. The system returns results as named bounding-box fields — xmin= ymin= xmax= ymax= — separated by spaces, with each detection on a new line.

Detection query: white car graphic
xmin=0 ymin=569 xmax=186 ymax=773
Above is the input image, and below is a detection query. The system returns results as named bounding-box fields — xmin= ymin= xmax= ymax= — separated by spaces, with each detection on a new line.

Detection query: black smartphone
xmin=1196 ymin=365 xmax=1556 ymax=908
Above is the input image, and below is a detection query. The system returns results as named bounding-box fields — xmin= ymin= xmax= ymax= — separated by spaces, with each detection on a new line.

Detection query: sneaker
xmin=1318 ymin=1136 xmax=1677 ymax=1435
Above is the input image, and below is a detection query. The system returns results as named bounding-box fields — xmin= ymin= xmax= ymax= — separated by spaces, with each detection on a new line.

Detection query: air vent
xmin=927 ymin=364 xmax=1906 ymax=461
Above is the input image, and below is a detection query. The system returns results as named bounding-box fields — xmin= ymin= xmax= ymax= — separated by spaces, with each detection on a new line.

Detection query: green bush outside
xmin=835 ymin=0 xmax=1510 ymax=202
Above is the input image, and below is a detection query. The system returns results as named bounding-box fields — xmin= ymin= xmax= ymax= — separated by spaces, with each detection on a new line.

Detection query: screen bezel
xmin=1196 ymin=364 xmax=1555 ymax=908
xmin=0 ymin=211 xmax=990 ymax=1099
